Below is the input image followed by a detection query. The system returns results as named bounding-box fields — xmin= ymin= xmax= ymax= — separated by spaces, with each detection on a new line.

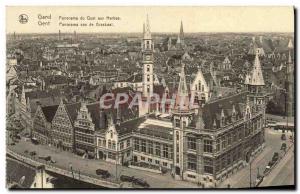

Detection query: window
xmin=215 ymin=157 xmax=221 ymax=173
xmin=141 ymin=156 xmax=145 ymax=161
xmin=203 ymin=157 xmax=213 ymax=174
xmin=163 ymin=144 xmax=169 ymax=158
xmin=108 ymin=140 xmax=112 ymax=149
xmin=155 ymin=143 xmax=161 ymax=156
xmin=141 ymin=140 xmax=146 ymax=152
xmin=198 ymin=81 xmax=201 ymax=91
xmin=127 ymin=150 xmax=130 ymax=157
xmin=112 ymin=141 xmax=116 ymax=150
xmin=148 ymin=141 xmax=153 ymax=154
xmin=120 ymin=142 xmax=124 ymax=149
xmin=163 ymin=162 xmax=168 ymax=167
xmin=204 ymin=139 xmax=213 ymax=153
xmin=187 ymin=154 xmax=197 ymax=171
xmin=216 ymin=139 xmax=220 ymax=152
xmin=221 ymin=136 xmax=226 ymax=149
xmin=221 ymin=116 xmax=225 ymax=127
xmin=188 ymin=137 xmax=196 ymax=150
xmin=147 ymin=65 xmax=150 ymax=72
xmin=227 ymin=133 xmax=232 ymax=146
xmin=227 ymin=152 xmax=231 ymax=166
xmin=148 ymin=158 xmax=152 ymax=163
xmin=126 ymin=139 xmax=130 ymax=147
xmin=134 ymin=139 xmax=139 ymax=151
xmin=175 ymin=120 xmax=180 ymax=128
xmin=155 ymin=160 xmax=160 ymax=165
xmin=147 ymin=75 xmax=150 ymax=82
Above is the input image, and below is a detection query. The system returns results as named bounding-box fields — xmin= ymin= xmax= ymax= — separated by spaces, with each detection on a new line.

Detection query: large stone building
xmin=172 ymin=52 xmax=267 ymax=185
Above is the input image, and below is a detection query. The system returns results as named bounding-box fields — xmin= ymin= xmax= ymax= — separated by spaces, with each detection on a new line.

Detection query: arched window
xmin=112 ymin=140 xmax=116 ymax=149
xmin=108 ymin=140 xmax=111 ymax=149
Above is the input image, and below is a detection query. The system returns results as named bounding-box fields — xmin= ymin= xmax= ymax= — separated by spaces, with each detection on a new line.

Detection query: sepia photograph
xmin=5 ymin=6 xmax=295 ymax=189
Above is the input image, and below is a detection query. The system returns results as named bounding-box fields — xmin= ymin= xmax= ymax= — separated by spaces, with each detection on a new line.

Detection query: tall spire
xmin=288 ymin=39 xmax=293 ymax=49
xmin=180 ymin=20 xmax=184 ymax=38
xmin=144 ymin=14 xmax=151 ymax=39
xmin=249 ymin=52 xmax=265 ymax=86
xmin=174 ymin=63 xmax=190 ymax=111
xmin=178 ymin=63 xmax=188 ymax=96
xmin=143 ymin=23 xmax=145 ymax=36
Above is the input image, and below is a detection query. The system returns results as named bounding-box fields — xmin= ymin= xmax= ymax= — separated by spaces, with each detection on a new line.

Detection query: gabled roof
xmin=65 ymin=102 xmax=81 ymax=123
xmin=41 ymin=105 xmax=59 ymax=122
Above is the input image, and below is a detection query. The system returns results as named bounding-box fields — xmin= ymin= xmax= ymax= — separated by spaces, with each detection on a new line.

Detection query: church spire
xmin=180 ymin=20 xmax=184 ymax=39
xmin=178 ymin=63 xmax=188 ymax=96
xmin=249 ymin=52 xmax=265 ymax=86
xmin=144 ymin=14 xmax=151 ymax=39
xmin=288 ymin=38 xmax=293 ymax=49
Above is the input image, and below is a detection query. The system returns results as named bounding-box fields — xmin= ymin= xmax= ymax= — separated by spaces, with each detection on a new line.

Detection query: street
xmin=218 ymin=127 xmax=294 ymax=188
xmin=7 ymin=126 xmax=294 ymax=189
xmin=7 ymin=136 xmax=198 ymax=188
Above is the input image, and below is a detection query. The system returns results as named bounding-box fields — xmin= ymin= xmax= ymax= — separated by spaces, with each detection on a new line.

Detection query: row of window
xmin=98 ymin=139 xmax=131 ymax=150
xmin=75 ymin=134 xmax=94 ymax=144
xmin=134 ymin=138 xmax=172 ymax=159
xmin=140 ymin=156 xmax=169 ymax=167
xmin=216 ymin=117 xmax=262 ymax=152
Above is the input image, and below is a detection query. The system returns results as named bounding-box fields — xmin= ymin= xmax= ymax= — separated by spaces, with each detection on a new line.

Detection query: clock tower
xmin=142 ymin=15 xmax=154 ymax=98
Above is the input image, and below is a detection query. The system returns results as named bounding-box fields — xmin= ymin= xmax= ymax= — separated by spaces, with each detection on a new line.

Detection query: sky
xmin=6 ymin=6 xmax=294 ymax=34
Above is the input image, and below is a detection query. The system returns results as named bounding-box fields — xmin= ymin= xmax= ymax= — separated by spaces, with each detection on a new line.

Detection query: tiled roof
xmin=41 ymin=105 xmax=59 ymax=122
xmin=65 ymin=102 xmax=81 ymax=123
xmin=201 ymin=92 xmax=247 ymax=129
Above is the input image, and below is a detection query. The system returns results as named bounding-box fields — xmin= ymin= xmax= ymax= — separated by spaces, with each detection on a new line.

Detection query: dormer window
xmin=221 ymin=116 xmax=225 ymax=127
xmin=232 ymin=112 xmax=236 ymax=122
xmin=213 ymin=119 xmax=217 ymax=129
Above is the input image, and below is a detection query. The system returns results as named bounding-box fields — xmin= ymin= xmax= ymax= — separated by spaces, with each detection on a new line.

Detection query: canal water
xmin=47 ymin=171 xmax=105 ymax=189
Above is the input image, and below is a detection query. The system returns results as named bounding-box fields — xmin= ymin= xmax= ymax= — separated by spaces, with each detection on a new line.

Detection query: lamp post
xmin=248 ymin=148 xmax=254 ymax=188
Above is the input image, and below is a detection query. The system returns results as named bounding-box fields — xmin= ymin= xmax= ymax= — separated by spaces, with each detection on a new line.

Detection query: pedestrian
xmin=69 ymin=162 xmax=73 ymax=171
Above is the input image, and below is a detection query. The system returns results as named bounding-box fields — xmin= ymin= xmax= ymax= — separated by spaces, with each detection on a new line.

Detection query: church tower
xmin=176 ymin=21 xmax=185 ymax=49
xmin=172 ymin=63 xmax=194 ymax=180
xmin=247 ymin=52 xmax=266 ymax=107
xmin=142 ymin=15 xmax=154 ymax=98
